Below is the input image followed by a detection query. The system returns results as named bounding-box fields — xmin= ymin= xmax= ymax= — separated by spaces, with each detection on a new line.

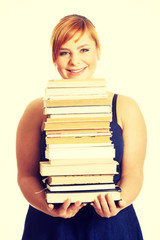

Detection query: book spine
xmin=45 ymin=87 xmax=107 ymax=96
xmin=44 ymin=105 xmax=112 ymax=115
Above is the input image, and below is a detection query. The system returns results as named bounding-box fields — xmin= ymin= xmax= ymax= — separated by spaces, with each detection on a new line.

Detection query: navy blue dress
xmin=22 ymin=94 xmax=143 ymax=240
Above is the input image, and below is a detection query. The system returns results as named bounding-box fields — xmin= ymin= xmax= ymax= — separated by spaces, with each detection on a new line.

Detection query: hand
xmin=47 ymin=199 xmax=86 ymax=218
xmin=90 ymin=193 xmax=126 ymax=218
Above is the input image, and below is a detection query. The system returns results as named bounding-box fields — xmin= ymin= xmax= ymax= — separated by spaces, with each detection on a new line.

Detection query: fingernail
xmin=75 ymin=201 xmax=81 ymax=207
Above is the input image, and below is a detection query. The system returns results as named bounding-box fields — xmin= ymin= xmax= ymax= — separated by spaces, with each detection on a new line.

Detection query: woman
xmin=16 ymin=14 xmax=147 ymax=239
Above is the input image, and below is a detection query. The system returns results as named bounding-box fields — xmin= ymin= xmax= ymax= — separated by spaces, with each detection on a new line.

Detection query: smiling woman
xmin=50 ymin=15 xmax=100 ymax=79
xmin=55 ymin=32 xmax=99 ymax=79
xmin=16 ymin=14 xmax=147 ymax=240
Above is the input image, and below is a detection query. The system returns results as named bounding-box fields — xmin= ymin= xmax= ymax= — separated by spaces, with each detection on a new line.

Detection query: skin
xmin=55 ymin=32 xmax=100 ymax=79
xmin=16 ymin=31 xmax=147 ymax=219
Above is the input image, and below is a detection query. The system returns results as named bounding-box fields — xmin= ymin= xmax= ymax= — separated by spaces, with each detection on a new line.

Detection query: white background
xmin=0 ymin=0 xmax=160 ymax=239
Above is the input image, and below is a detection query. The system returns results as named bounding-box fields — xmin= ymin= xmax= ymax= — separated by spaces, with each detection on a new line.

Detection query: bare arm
xmin=91 ymin=95 xmax=147 ymax=217
xmin=118 ymin=95 xmax=147 ymax=206
xmin=16 ymin=98 xmax=85 ymax=218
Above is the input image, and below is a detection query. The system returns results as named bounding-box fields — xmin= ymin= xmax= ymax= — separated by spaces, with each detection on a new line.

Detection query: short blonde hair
xmin=50 ymin=14 xmax=101 ymax=63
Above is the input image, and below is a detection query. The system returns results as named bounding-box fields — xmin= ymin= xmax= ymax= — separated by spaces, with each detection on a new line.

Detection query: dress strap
xmin=112 ymin=94 xmax=118 ymax=123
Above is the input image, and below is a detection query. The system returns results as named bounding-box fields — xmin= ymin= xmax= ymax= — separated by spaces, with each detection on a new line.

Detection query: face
xmin=55 ymin=32 xmax=100 ymax=79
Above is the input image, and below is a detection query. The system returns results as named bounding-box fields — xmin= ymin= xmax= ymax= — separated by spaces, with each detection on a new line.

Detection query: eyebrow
xmin=60 ymin=44 xmax=90 ymax=51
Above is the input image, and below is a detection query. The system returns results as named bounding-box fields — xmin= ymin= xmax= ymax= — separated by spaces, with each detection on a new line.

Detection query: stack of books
xmin=40 ymin=78 xmax=121 ymax=203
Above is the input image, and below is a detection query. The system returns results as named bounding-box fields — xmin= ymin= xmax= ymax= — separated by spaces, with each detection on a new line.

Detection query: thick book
xmin=46 ymin=174 xmax=115 ymax=185
xmin=44 ymin=105 xmax=111 ymax=115
xmin=44 ymin=97 xmax=112 ymax=107
xmin=45 ymin=187 xmax=121 ymax=203
xmin=45 ymin=87 xmax=107 ymax=96
xmin=46 ymin=183 xmax=116 ymax=192
xmin=45 ymin=146 xmax=115 ymax=159
xmin=47 ymin=78 xmax=106 ymax=88
xmin=44 ymin=121 xmax=110 ymax=131
xmin=48 ymin=157 xmax=114 ymax=166
xmin=46 ymin=115 xmax=112 ymax=122
xmin=40 ymin=161 xmax=118 ymax=176
xmin=46 ymin=135 xmax=111 ymax=145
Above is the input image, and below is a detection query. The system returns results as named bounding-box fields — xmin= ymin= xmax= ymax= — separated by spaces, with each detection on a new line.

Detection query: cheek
xmin=87 ymin=54 xmax=98 ymax=68
xmin=55 ymin=57 xmax=66 ymax=70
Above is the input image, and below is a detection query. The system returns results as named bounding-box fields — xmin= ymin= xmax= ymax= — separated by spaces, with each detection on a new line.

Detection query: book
xmin=41 ymin=78 xmax=121 ymax=204
xmin=45 ymin=187 xmax=121 ymax=203
xmin=48 ymin=157 xmax=114 ymax=166
xmin=45 ymin=146 xmax=115 ymax=159
xmin=46 ymin=130 xmax=111 ymax=138
xmin=43 ymin=94 xmax=108 ymax=100
xmin=40 ymin=161 xmax=118 ymax=176
xmin=46 ymin=142 xmax=112 ymax=149
xmin=44 ymin=105 xmax=111 ymax=115
xmin=46 ymin=115 xmax=112 ymax=122
xmin=44 ymin=121 xmax=111 ymax=131
xmin=46 ymin=183 xmax=116 ymax=192
xmin=45 ymin=135 xmax=111 ymax=145
xmin=46 ymin=129 xmax=111 ymax=136
xmin=48 ymin=113 xmax=112 ymax=120
xmin=46 ymin=174 xmax=115 ymax=185
xmin=44 ymin=97 xmax=112 ymax=107
xmin=47 ymin=78 xmax=106 ymax=88
xmin=45 ymin=87 xmax=107 ymax=96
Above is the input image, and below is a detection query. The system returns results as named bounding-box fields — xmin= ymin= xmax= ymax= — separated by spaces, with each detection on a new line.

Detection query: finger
xmin=82 ymin=203 xmax=87 ymax=207
xmin=61 ymin=198 xmax=71 ymax=211
xmin=105 ymin=194 xmax=117 ymax=214
xmin=74 ymin=201 xmax=82 ymax=207
xmin=118 ymin=199 xmax=126 ymax=209
xmin=47 ymin=203 xmax=54 ymax=211
xmin=68 ymin=201 xmax=81 ymax=212
xmin=98 ymin=194 xmax=110 ymax=214
xmin=94 ymin=195 xmax=104 ymax=213
xmin=66 ymin=201 xmax=85 ymax=218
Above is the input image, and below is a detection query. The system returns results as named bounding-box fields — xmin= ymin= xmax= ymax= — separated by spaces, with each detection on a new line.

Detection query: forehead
xmin=61 ymin=32 xmax=96 ymax=48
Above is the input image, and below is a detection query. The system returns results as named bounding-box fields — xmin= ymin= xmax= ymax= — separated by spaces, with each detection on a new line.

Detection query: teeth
xmin=69 ymin=68 xmax=85 ymax=73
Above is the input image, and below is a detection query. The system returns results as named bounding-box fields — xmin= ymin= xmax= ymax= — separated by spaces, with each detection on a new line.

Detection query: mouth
xmin=66 ymin=67 xmax=87 ymax=74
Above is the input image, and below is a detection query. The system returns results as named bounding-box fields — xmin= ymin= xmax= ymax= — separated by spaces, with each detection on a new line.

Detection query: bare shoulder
xmin=117 ymin=94 xmax=140 ymax=112
xmin=117 ymin=94 xmax=146 ymax=130
xmin=17 ymin=97 xmax=44 ymax=131
xmin=23 ymin=97 xmax=43 ymax=115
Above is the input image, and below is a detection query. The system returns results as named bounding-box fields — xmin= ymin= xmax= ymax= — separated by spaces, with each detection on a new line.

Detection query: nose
xmin=69 ymin=53 xmax=80 ymax=66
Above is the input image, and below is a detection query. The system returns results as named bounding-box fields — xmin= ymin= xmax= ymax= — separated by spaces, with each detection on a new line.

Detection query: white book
xmin=44 ymin=105 xmax=111 ymax=115
xmin=46 ymin=143 xmax=113 ymax=148
xmin=45 ymin=87 xmax=107 ymax=96
xmin=45 ymin=146 xmax=115 ymax=159
xmin=45 ymin=187 xmax=121 ymax=203
xmin=46 ymin=183 xmax=116 ymax=192
xmin=47 ymin=79 xmax=106 ymax=88
xmin=40 ymin=161 xmax=118 ymax=176
xmin=48 ymin=113 xmax=112 ymax=119
xmin=43 ymin=94 xmax=108 ymax=100
xmin=49 ymin=158 xmax=115 ymax=165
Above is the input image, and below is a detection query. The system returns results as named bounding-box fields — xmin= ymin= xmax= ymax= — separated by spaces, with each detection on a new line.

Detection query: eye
xmin=80 ymin=48 xmax=89 ymax=53
xmin=59 ymin=51 xmax=70 ymax=56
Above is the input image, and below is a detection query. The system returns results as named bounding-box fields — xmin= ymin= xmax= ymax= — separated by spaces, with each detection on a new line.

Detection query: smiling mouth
xmin=66 ymin=67 xmax=87 ymax=73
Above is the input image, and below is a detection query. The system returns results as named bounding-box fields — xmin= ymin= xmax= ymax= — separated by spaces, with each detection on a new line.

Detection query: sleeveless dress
xmin=22 ymin=94 xmax=143 ymax=240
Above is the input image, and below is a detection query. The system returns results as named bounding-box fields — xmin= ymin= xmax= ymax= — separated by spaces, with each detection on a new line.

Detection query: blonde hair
xmin=50 ymin=14 xmax=101 ymax=63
